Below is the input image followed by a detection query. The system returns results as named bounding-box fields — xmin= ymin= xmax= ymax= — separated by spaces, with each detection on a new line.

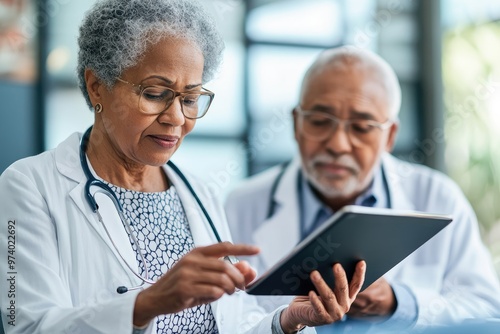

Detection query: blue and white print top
xmin=108 ymin=183 xmax=219 ymax=334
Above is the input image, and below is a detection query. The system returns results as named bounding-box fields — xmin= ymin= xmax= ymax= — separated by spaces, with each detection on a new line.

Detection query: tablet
xmin=246 ymin=205 xmax=452 ymax=296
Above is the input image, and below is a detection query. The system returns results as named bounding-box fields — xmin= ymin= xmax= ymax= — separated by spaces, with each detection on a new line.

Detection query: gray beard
xmin=302 ymin=166 xmax=359 ymax=199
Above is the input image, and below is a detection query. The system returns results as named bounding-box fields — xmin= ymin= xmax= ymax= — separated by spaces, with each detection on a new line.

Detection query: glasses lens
xmin=300 ymin=112 xmax=336 ymax=140
xmin=182 ymin=94 xmax=212 ymax=119
xmin=139 ymin=87 xmax=212 ymax=118
xmin=348 ymin=120 xmax=382 ymax=146
xmin=139 ymin=87 xmax=175 ymax=114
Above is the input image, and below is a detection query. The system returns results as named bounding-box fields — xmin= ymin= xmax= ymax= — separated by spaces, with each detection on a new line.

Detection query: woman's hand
xmin=133 ymin=242 xmax=259 ymax=327
xmin=233 ymin=259 xmax=258 ymax=286
xmin=280 ymin=261 xmax=366 ymax=333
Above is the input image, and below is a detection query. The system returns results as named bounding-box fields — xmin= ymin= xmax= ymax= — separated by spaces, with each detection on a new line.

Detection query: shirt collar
xmin=299 ymin=172 xmax=330 ymax=238
xmin=299 ymin=166 xmax=388 ymax=239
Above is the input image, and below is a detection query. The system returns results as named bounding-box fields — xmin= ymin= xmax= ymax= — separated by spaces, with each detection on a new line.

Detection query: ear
xmin=84 ymin=69 xmax=104 ymax=106
xmin=385 ymin=121 xmax=399 ymax=152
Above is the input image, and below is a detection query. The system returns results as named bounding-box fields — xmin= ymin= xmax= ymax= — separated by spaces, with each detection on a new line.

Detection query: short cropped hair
xmin=77 ymin=0 xmax=224 ymax=109
xmin=301 ymin=46 xmax=402 ymax=119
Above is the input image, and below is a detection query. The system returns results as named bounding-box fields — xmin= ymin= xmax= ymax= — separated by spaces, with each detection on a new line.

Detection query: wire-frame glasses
xmin=116 ymin=78 xmax=215 ymax=119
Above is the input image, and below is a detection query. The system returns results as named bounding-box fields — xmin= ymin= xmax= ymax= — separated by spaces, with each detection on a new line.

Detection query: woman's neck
xmin=85 ymin=130 xmax=169 ymax=192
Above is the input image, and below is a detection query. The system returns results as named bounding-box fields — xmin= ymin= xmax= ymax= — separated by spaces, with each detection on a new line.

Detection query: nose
xmin=325 ymin=123 xmax=353 ymax=155
xmin=157 ymin=97 xmax=185 ymax=126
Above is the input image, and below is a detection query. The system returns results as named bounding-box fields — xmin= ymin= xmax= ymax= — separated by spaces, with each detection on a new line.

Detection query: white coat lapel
xmin=56 ymin=133 xmax=140 ymax=284
xmin=253 ymin=159 xmax=302 ymax=269
xmin=382 ymin=154 xmax=415 ymax=211
xmin=92 ymin=191 xmax=140 ymax=275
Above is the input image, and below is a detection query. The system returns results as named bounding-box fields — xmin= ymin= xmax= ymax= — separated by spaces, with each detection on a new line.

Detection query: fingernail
xmin=357 ymin=261 xmax=365 ymax=270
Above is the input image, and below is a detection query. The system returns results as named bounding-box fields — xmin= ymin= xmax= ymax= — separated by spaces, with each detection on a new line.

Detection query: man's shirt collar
xmin=299 ymin=165 xmax=388 ymax=240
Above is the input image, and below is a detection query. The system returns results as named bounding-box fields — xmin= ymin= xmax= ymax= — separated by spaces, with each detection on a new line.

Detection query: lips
xmin=315 ymin=162 xmax=355 ymax=176
xmin=149 ymin=135 xmax=179 ymax=149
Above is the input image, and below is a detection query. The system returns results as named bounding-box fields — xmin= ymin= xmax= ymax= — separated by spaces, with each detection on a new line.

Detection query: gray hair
xmin=77 ymin=0 xmax=224 ymax=109
xmin=301 ymin=46 xmax=402 ymax=119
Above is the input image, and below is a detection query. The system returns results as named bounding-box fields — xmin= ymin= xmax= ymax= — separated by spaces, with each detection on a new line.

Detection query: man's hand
xmin=280 ymin=261 xmax=366 ymax=333
xmin=347 ymin=277 xmax=396 ymax=318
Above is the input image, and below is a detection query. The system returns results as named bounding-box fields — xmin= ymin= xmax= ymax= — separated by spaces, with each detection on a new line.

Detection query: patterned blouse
xmin=108 ymin=183 xmax=219 ymax=334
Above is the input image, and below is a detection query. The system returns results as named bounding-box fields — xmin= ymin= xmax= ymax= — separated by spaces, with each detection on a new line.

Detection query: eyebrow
xmin=350 ymin=111 xmax=377 ymax=121
xmin=143 ymin=75 xmax=202 ymax=90
xmin=310 ymin=104 xmax=379 ymax=121
xmin=310 ymin=104 xmax=334 ymax=113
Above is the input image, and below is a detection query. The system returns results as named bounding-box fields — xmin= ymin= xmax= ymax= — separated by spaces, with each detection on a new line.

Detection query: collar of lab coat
xmin=255 ymin=153 xmax=416 ymax=269
xmin=252 ymin=157 xmax=302 ymax=268
xmin=53 ymin=132 xmax=222 ymax=287
xmin=380 ymin=153 xmax=416 ymax=211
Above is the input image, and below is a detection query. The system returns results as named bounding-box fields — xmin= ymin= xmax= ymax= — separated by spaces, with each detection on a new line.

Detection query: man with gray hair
xmin=225 ymin=46 xmax=500 ymax=332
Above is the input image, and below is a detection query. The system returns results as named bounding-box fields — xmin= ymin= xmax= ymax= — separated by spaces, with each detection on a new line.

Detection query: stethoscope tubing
xmin=79 ymin=126 xmax=222 ymax=292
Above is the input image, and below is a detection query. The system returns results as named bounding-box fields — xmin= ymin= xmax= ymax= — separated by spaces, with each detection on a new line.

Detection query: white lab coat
xmin=225 ymin=155 xmax=500 ymax=328
xmin=0 ymin=133 xmax=309 ymax=334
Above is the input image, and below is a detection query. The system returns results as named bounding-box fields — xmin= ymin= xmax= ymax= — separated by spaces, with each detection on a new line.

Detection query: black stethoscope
xmin=80 ymin=127 xmax=232 ymax=294
xmin=266 ymin=161 xmax=393 ymax=219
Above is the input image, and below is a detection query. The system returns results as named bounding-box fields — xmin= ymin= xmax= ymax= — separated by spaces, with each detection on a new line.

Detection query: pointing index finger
xmin=196 ymin=242 xmax=260 ymax=258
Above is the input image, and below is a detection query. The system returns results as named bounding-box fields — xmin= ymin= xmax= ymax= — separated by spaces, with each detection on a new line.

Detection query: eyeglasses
xmin=295 ymin=107 xmax=393 ymax=147
xmin=116 ymin=78 xmax=215 ymax=119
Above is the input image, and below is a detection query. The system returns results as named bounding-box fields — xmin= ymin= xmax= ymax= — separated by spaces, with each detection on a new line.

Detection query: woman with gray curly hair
xmin=0 ymin=0 xmax=365 ymax=333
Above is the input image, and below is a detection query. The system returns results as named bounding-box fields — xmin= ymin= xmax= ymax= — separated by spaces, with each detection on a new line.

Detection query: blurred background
xmin=0 ymin=0 xmax=499 ymax=274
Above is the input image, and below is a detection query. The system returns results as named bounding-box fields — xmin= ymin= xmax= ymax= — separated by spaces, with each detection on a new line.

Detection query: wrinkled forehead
xmin=300 ymin=63 xmax=392 ymax=119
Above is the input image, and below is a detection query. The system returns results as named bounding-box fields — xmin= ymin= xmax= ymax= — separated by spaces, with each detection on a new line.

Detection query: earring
xmin=94 ymin=103 xmax=103 ymax=114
